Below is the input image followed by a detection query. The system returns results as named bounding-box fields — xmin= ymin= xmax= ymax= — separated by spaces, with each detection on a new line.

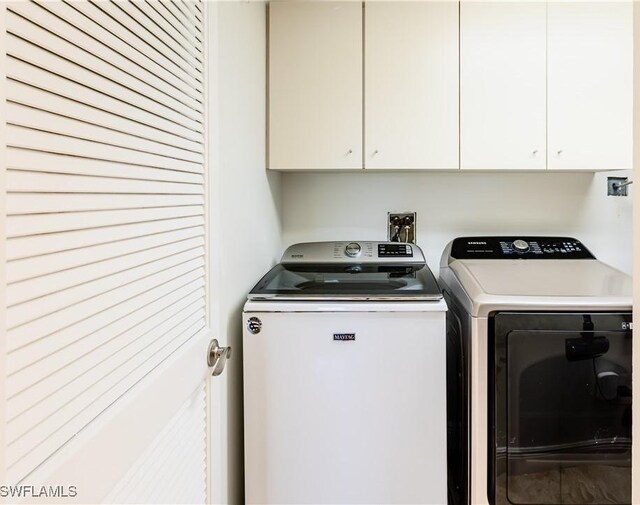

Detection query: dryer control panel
xmin=450 ymin=237 xmax=595 ymax=260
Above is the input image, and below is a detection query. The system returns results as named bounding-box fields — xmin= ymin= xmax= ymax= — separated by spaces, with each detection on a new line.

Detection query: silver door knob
xmin=207 ymin=339 xmax=231 ymax=377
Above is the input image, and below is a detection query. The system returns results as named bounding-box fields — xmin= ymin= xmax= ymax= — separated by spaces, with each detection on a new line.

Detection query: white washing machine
xmin=439 ymin=236 xmax=633 ymax=505
xmin=243 ymin=241 xmax=448 ymax=504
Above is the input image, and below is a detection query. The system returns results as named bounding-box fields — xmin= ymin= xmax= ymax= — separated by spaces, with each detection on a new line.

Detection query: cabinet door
xmin=268 ymin=1 xmax=362 ymax=170
xmin=547 ymin=2 xmax=632 ymax=170
xmin=460 ymin=2 xmax=546 ymax=170
xmin=364 ymin=2 xmax=459 ymax=170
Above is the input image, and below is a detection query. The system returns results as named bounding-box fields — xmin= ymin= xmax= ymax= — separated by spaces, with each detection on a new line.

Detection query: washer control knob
xmin=512 ymin=239 xmax=530 ymax=252
xmin=345 ymin=242 xmax=362 ymax=257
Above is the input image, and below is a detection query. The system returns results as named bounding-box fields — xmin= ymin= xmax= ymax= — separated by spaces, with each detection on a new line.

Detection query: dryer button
xmin=512 ymin=240 xmax=530 ymax=252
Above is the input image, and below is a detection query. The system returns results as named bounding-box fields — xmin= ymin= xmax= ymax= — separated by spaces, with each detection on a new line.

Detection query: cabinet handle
xmin=557 ymin=150 xmax=563 ymax=155
xmin=346 ymin=149 xmax=353 ymax=155
xmin=532 ymin=150 xmax=538 ymax=155
xmin=373 ymin=150 xmax=379 ymax=156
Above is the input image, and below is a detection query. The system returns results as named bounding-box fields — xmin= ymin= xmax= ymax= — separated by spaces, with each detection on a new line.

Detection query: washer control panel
xmin=378 ymin=243 xmax=413 ymax=257
xmin=451 ymin=237 xmax=595 ymax=260
xmin=281 ymin=241 xmax=426 ymax=264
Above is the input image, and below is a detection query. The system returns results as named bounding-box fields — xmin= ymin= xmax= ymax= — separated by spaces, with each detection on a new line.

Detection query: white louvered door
xmin=0 ymin=1 xmax=217 ymax=503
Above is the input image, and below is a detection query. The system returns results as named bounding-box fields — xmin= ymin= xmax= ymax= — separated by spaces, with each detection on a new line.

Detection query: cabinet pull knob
xmin=532 ymin=150 xmax=538 ymax=155
xmin=373 ymin=150 xmax=379 ymax=156
xmin=346 ymin=149 xmax=353 ymax=155
xmin=557 ymin=150 xmax=563 ymax=155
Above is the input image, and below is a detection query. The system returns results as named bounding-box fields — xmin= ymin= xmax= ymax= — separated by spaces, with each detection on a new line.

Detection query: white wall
xmin=209 ymin=3 xmax=282 ymax=503
xmin=282 ymin=170 xmax=633 ymax=275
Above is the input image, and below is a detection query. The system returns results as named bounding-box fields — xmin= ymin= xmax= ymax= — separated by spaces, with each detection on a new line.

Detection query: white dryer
xmin=439 ymin=236 xmax=633 ymax=505
xmin=243 ymin=241 xmax=448 ymax=504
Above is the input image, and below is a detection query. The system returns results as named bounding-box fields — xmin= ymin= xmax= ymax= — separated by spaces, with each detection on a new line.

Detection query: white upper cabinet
xmin=547 ymin=2 xmax=632 ymax=170
xmin=364 ymin=2 xmax=459 ymax=170
xmin=268 ymin=1 xmax=362 ymax=170
xmin=268 ymin=1 xmax=632 ymax=172
xmin=460 ymin=2 xmax=547 ymax=170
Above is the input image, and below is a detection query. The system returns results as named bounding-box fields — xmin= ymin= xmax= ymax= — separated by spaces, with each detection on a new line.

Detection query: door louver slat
xmin=7 ymin=171 xmax=204 ymax=196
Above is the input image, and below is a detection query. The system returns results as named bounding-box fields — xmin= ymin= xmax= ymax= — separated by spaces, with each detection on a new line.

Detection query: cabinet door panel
xmin=460 ymin=2 xmax=546 ymax=170
xmin=268 ymin=1 xmax=362 ymax=170
xmin=547 ymin=2 xmax=632 ymax=170
xmin=365 ymin=2 xmax=459 ymax=170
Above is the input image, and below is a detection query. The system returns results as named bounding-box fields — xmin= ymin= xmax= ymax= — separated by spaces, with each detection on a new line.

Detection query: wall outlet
xmin=388 ymin=212 xmax=416 ymax=244
xmin=607 ymin=177 xmax=630 ymax=197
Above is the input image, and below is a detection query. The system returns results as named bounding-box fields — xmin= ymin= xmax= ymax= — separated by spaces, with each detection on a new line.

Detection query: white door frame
xmin=632 ymin=3 xmax=639 ymax=503
xmin=0 ymin=2 xmax=8 ymax=486
xmin=205 ymin=2 xmax=227 ymax=504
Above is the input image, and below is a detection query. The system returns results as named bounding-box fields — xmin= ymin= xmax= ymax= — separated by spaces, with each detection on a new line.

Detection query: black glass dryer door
xmin=491 ymin=313 xmax=632 ymax=505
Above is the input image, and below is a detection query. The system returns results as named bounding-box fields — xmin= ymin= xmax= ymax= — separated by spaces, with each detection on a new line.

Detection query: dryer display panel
xmin=451 ymin=237 xmax=595 ymax=260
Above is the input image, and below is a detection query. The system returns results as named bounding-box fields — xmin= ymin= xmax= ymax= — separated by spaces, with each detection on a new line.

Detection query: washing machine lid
xmin=248 ymin=263 xmax=443 ymax=301
xmin=248 ymin=241 xmax=442 ymax=301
